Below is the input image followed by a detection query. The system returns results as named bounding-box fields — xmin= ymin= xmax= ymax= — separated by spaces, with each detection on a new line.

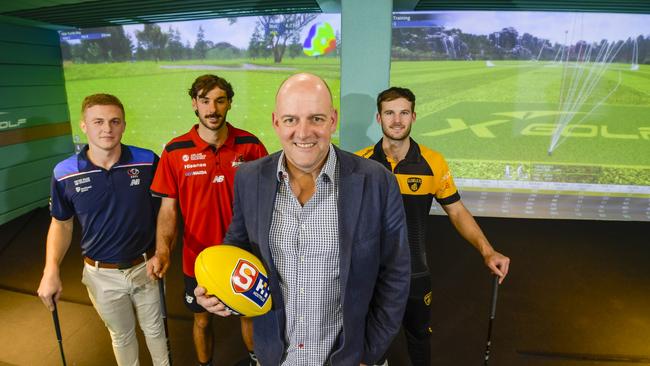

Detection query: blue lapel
xmin=335 ymin=147 xmax=364 ymax=308
xmin=257 ymin=153 xmax=280 ymax=268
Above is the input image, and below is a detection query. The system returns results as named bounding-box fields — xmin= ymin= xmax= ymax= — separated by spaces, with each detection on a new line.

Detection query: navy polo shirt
xmin=50 ymin=144 xmax=160 ymax=262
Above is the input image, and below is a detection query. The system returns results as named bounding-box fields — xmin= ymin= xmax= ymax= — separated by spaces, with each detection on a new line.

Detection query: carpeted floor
xmin=0 ymin=207 xmax=648 ymax=365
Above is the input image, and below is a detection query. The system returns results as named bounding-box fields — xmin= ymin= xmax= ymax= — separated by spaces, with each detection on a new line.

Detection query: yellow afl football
xmin=195 ymin=245 xmax=272 ymax=317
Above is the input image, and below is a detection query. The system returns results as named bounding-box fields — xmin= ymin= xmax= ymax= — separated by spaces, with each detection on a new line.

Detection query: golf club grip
xmin=158 ymin=278 xmax=168 ymax=318
xmin=52 ymin=299 xmax=67 ymax=366
xmin=489 ymin=274 xmax=499 ymax=319
xmin=52 ymin=301 xmax=63 ymax=340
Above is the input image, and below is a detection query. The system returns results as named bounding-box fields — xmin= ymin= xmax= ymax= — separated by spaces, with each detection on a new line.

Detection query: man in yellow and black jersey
xmin=356 ymin=87 xmax=510 ymax=366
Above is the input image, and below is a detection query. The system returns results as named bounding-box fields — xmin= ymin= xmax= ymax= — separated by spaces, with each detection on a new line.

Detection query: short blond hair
xmin=81 ymin=93 xmax=125 ymax=118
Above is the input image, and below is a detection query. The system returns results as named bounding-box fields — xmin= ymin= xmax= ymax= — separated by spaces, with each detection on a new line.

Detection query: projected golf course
xmin=63 ymin=58 xmax=341 ymax=154
xmin=391 ymin=60 xmax=650 ymax=188
xmin=65 ymin=59 xmax=649 ymax=188
xmin=60 ymin=10 xmax=650 ymax=220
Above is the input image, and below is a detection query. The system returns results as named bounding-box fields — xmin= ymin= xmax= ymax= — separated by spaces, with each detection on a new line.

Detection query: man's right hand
xmin=37 ymin=272 xmax=62 ymax=311
xmin=194 ymin=285 xmax=233 ymax=317
xmin=146 ymin=251 xmax=170 ymax=280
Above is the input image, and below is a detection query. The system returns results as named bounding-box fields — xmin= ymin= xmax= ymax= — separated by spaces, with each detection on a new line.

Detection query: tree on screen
xmin=194 ymin=26 xmax=213 ymax=59
xmin=135 ymin=24 xmax=169 ymax=62
xmin=255 ymin=14 xmax=318 ymax=63
xmin=167 ymin=27 xmax=184 ymax=61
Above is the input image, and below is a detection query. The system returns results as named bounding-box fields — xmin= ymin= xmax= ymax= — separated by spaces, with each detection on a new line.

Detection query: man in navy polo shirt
xmin=37 ymin=93 xmax=170 ymax=365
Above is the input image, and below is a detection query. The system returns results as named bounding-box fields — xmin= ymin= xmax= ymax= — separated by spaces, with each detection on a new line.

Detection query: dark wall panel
xmin=0 ymin=135 xmax=73 ymax=170
xmin=0 ymin=22 xmax=72 ymax=225
xmin=0 ymin=22 xmax=59 ymax=45
xmin=0 ymin=41 xmax=62 ymax=65
xmin=0 ymin=85 xmax=68 ymax=108
xmin=0 ymin=153 xmax=68 ymax=191
xmin=0 ymin=64 xmax=65 ymax=86
xmin=0 ymin=177 xmax=50 ymax=217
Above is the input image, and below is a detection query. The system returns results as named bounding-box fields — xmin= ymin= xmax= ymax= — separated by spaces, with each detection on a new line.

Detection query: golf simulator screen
xmin=58 ymin=10 xmax=649 ymax=221
xmin=390 ymin=11 xmax=650 ymax=221
xmin=58 ymin=13 xmax=341 ymax=158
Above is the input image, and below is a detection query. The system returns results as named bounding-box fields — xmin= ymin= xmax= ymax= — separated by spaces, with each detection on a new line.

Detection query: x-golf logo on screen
xmin=231 ymin=259 xmax=270 ymax=307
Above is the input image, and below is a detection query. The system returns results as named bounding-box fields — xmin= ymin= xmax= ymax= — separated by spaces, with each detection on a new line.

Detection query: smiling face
xmin=192 ymin=86 xmax=231 ymax=133
xmin=377 ymin=97 xmax=416 ymax=142
xmin=80 ymin=104 xmax=125 ymax=153
xmin=272 ymin=74 xmax=338 ymax=176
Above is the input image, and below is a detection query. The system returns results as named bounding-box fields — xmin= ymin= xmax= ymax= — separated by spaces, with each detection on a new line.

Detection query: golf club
xmin=52 ymin=299 xmax=67 ymax=366
xmin=483 ymin=274 xmax=500 ymax=366
xmin=158 ymin=278 xmax=173 ymax=365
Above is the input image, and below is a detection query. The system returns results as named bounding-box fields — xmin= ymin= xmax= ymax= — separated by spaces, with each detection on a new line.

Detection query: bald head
xmin=275 ymin=73 xmax=333 ymax=109
xmin=272 ymin=72 xmax=338 ymax=176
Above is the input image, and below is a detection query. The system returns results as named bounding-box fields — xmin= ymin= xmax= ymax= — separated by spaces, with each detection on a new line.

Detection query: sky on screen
xmin=123 ymin=14 xmax=341 ymax=49
xmin=440 ymin=11 xmax=650 ymax=44
xmin=72 ymin=11 xmax=649 ymax=49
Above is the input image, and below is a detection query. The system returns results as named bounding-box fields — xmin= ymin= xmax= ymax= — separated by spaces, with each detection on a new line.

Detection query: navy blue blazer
xmin=224 ymin=146 xmax=410 ymax=365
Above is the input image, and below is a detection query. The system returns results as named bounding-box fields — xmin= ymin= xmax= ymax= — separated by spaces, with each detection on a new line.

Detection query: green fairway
xmin=390 ymin=60 xmax=650 ymax=185
xmin=417 ymin=101 xmax=649 ymax=166
xmin=64 ymin=59 xmax=649 ymax=186
xmin=64 ymin=58 xmax=340 ymax=154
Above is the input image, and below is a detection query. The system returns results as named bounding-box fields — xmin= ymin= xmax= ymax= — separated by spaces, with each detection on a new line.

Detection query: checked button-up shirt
xmin=269 ymin=145 xmax=342 ymax=365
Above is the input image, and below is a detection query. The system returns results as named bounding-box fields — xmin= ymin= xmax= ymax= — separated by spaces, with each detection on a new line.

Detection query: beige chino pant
xmin=82 ymin=260 xmax=169 ymax=366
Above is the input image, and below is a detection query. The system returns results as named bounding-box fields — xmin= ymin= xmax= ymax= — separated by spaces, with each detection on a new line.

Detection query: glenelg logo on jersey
xmin=408 ymin=177 xmax=422 ymax=192
xmin=424 ymin=291 xmax=432 ymax=306
xmin=231 ymin=259 xmax=270 ymax=308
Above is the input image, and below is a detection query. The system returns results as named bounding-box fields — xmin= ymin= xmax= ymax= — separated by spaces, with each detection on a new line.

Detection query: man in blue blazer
xmin=196 ymin=73 xmax=410 ymax=365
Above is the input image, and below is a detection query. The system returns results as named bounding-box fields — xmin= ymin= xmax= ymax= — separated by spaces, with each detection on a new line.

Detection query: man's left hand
xmin=484 ymin=251 xmax=510 ymax=284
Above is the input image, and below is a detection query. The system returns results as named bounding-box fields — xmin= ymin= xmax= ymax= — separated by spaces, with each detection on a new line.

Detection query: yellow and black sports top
xmin=356 ymin=138 xmax=460 ymax=276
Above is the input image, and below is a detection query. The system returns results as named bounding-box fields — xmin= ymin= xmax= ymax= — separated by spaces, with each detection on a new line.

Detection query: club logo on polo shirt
xmin=408 ymin=177 xmax=422 ymax=192
xmin=127 ymin=168 xmax=141 ymax=186
xmin=182 ymin=154 xmax=190 ymax=162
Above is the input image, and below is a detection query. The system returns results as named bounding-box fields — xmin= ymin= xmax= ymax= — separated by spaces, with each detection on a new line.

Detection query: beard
xmin=381 ymin=122 xmax=411 ymax=141
xmin=197 ymin=111 xmax=227 ymax=131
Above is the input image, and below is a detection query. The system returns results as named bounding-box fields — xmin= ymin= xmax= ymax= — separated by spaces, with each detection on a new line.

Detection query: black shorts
xmin=184 ymin=275 xmax=207 ymax=313
xmin=403 ymin=274 xmax=433 ymax=339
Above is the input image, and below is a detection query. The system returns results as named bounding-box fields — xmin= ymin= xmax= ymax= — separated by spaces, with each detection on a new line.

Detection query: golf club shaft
xmin=52 ymin=300 xmax=67 ymax=366
xmin=490 ymin=274 xmax=499 ymax=318
xmin=158 ymin=278 xmax=172 ymax=365
xmin=483 ymin=274 xmax=499 ymax=366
